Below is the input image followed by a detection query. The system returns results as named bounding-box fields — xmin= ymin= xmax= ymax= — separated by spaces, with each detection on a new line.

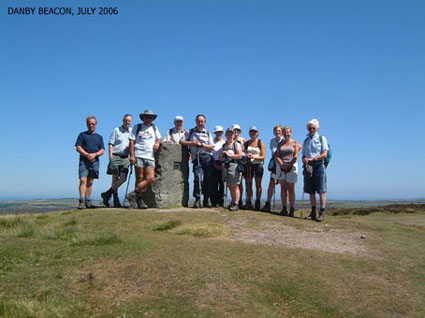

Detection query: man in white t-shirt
xmin=126 ymin=110 xmax=162 ymax=209
xmin=163 ymin=115 xmax=188 ymax=144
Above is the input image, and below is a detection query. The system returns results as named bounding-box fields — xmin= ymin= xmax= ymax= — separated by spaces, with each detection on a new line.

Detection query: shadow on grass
xmin=150 ymin=220 xmax=182 ymax=231
xmin=71 ymin=233 xmax=122 ymax=247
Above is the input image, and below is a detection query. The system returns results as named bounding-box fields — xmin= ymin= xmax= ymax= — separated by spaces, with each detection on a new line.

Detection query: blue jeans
xmin=193 ymin=153 xmax=214 ymax=201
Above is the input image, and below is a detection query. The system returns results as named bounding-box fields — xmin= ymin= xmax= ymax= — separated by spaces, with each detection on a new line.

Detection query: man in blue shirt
xmin=75 ymin=116 xmax=105 ymax=209
xmin=302 ymin=118 xmax=329 ymax=222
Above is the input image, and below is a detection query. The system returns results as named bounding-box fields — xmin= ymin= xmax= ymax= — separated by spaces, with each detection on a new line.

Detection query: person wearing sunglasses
xmin=302 ymin=118 xmax=329 ymax=222
xmin=231 ymin=124 xmax=246 ymax=208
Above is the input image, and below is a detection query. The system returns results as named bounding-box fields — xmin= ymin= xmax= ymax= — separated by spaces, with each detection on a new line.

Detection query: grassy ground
xmin=0 ymin=206 xmax=424 ymax=318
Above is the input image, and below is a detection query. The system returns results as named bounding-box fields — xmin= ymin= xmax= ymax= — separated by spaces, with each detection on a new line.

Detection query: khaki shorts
xmin=225 ymin=163 xmax=242 ymax=185
xmin=276 ymin=162 xmax=298 ymax=183
xmin=107 ymin=155 xmax=130 ymax=175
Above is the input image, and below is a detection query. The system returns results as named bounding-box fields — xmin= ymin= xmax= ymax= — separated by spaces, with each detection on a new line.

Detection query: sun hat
xmin=232 ymin=124 xmax=241 ymax=131
xmin=174 ymin=115 xmax=184 ymax=122
xmin=213 ymin=125 xmax=224 ymax=133
xmin=225 ymin=128 xmax=234 ymax=134
xmin=139 ymin=109 xmax=157 ymax=121
xmin=249 ymin=126 xmax=259 ymax=132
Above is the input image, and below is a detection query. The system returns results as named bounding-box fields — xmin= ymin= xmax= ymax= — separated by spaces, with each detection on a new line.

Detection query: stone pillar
xmin=141 ymin=144 xmax=190 ymax=208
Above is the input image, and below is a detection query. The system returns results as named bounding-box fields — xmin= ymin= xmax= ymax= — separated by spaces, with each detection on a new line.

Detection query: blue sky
xmin=1 ymin=0 xmax=424 ymax=200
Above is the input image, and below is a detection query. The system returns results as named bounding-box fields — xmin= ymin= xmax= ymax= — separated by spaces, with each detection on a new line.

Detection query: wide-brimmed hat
xmin=213 ymin=125 xmax=224 ymax=133
xmin=232 ymin=124 xmax=241 ymax=131
xmin=139 ymin=109 xmax=157 ymax=121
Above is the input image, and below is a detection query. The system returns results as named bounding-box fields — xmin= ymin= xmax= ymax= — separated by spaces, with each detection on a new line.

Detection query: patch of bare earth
xmin=225 ymin=217 xmax=367 ymax=256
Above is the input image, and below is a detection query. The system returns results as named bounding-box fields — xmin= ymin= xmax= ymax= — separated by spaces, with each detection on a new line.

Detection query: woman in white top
xmin=220 ymin=128 xmax=243 ymax=211
xmin=261 ymin=124 xmax=284 ymax=212
xmin=211 ymin=125 xmax=225 ymax=207
xmin=243 ymin=126 xmax=266 ymax=210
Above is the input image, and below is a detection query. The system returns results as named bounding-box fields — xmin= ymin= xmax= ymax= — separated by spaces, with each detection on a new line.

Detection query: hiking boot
xmin=78 ymin=199 xmax=85 ymax=210
xmin=85 ymin=199 xmax=95 ymax=208
xmin=288 ymin=207 xmax=295 ymax=217
xmin=203 ymin=200 xmax=212 ymax=208
xmin=305 ymin=210 xmax=317 ymax=221
xmin=126 ymin=191 xmax=139 ymax=209
xmin=113 ymin=192 xmax=121 ymax=208
xmin=261 ymin=201 xmax=271 ymax=212
xmin=316 ymin=210 xmax=325 ymax=222
xmin=138 ymin=197 xmax=148 ymax=209
xmin=254 ymin=200 xmax=261 ymax=211
xmin=229 ymin=203 xmax=239 ymax=211
xmin=242 ymin=199 xmax=253 ymax=210
xmin=280 ymin=207 xmax=288 ymax=216
xmin=101 ymin=190 xmax=112 ymax=207
xmin=192 ymin=200 xmax=201 ymax=209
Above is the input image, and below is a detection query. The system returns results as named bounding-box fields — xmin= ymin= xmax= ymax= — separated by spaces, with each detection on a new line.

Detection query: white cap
xmin=249 ymin=126 xmax=259 ymax=132
xmin=213 ymin=125 xmax=224 ymax=133
xmin=174 ymin=115 xmax=184 ymax=122
xmin=232 ymin=124 xmax=241 ymax=131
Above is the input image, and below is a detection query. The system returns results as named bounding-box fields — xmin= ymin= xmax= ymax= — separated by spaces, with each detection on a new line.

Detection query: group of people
xmin=75 ymin=110 xmax=329 ymax=222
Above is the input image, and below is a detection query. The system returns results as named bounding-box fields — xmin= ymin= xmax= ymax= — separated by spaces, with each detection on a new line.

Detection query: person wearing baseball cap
xmin=163 ymin=115 xmax=188 ymax=144
xmin=231 ymin=124 xmax=246 ymax=208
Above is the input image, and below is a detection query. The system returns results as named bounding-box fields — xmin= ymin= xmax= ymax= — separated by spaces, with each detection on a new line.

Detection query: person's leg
xmin=255 ymin=177 xmax=262 ymax=202
xmin=261 ymin=178 xmax=274 ymax=212
xmin=210 ymin=165 xmax=219 ymax=206
xmin=243 ymin=176 xmax=253 ymax=209
xmin=319 ymin=193 xmax=326 ymax=209
xmin=279 ymin=180 xmax=288 ymax=215
xmin=218 ymin=167 xmax=224 ymax=207
xmin=201 ymin=155 xmax=214 ymax=207
xmin=287 ymin=182 xmax=295 ymax=216
xmin=134 ymin=166 xmax=145 ymax=194
xmin=84 ymin=177 xmax=95 ymax=207
xmin=193 ymin=159 xmax=201 ymax=206
xmin=79 ymin=177 xmax=87 ymax=200
xmin=136 ymin=167 xmax=155 ymax=193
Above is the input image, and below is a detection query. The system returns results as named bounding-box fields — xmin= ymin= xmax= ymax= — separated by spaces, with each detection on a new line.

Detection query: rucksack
xmin=303 ymin=135 xmax=332 ymax=168
xmin=243 ymin=139 xmax=262 ymax=153
xmin=186 ymin=127 xmax=212 ymax=153
xmin=135 ymin=123 xmax=158 ymax=138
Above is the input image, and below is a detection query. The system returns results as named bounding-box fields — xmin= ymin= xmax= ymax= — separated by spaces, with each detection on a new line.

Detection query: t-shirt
xmin=164 ymin=127 xmax=188 ymax=144
xmin=212 ymin=139 xmax=225 ymax=161
xmin=269 ymin=137 xmax=283 ymax=156
xmin=128 ymin=124 xmax=161 ymax=160
xmin=75 ymin=131 xmax=105 ymax=161
xmin=108 ymin=126 xmax=131 ymax=156
xmin=184 ymin=127 xmax=214 ymax=155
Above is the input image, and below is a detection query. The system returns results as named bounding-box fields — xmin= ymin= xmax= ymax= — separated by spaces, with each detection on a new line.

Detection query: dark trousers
xmin=193 ymin=153 xmax=213 ymax=201
xmin=211 ymin=160 xmax=224 ymax=206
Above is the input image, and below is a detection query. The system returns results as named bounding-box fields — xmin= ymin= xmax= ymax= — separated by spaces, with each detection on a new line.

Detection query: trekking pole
xmin=301 ymin=191 xmax=305 ymax=219
xmin=196 ymin=149 xmax=203 ymax=204
xmin=222 ymin=162 xmax=227 ymax=208
xmin=272 ymin=181 xmax=276 ymax=211
xmin=122 ymin=165 xmax=133 ymax=207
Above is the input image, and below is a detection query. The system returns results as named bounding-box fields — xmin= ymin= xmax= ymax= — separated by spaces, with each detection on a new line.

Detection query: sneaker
xmin=78 ymin=199 xmax=85 ymax=210
xmin=126 ymin=191 xmax=139 ymax=209
xmin=254 ymin=200 xmax=261 ymax=211
xmin=261 ymin=201 xmax=271 ymax=212
xmin=85 ymin=200 xmax=94 ymax=208
xmin=316 ymin=211 xmax=325 ymax=222
xmin=192 ymin=200 xmax=201 ymax=209
xmin=138 ymin=197 xmax=148 ymax=209
xmin=101 ymin=191 xmax=111 ymax=207
xmin=280 ymin=207 xmax=288 ymax=216
xmin=242 ymin=200 xmax=253 ymax=210
xmin=305 ymin=210 xmax=317 ymax=221
xmin=229 ymin=203 xmax=239 ymax=211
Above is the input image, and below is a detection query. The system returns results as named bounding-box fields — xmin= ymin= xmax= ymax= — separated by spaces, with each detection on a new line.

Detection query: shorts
xmin=225 ymin=163 xmax=242 ymax=185
xmin=303 ymin=163 xmax=327 ymax=194
xmin=79 ymin=159 xmax=99 ymax=179
xmin=247 ymin=163 xmax=264 ymax=178
xmin=135 ymin=157 xmax=155 ymax=169
xmin=276 ymin=162 xmax=298 ymax=183
xmin=107 ymin=155 xmax=130 ymax=175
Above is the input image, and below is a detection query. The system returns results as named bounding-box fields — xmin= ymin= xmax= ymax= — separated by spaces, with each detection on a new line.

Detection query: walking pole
xmin=272 ymin=181 xmax=276 ymax=211
xmin=122 ymin=165 xmax=133 ymax=207
xmin=196 ymin=148 xmax=203 ymax=204
xmin=222 ymin=162 xmax=228 ymax=208
xmin=301 ymin=191 xmax=305 ymax=219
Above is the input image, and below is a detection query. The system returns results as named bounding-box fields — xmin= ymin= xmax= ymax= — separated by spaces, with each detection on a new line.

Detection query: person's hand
xmin=87 ymin=153 xmax=96 ymax=162
xmin=246 ymin=153 xmax=253 ymax=159
xmin=192 ymin=140 xmax=201 ymax=147
xmin=303 ymin=157 xmax=309 ymax=165
xmin=153 ymin=142 xmax=161 ymax=152
xmin=130 ymin=156 xmax=136 ymax=165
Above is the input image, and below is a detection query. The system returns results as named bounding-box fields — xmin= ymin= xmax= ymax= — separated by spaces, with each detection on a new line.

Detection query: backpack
xmin=243 ymin=139 xmax=262 ymax=153
xmin=186 ymin=127 xmax=212 ymax=153
xmin=302 ymin=135 xmax=332 ymax=168
xmin=135 ymin=123 xmax=158 ymax=138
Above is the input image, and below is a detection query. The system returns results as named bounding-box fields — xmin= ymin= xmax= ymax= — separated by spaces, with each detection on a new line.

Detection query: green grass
xmin=0 ymin=206 xmax=424 ymax=318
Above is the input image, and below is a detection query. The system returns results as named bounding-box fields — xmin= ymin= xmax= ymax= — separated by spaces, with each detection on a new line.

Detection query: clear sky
xmin=1 ymin=0 xmax=424 ymax=201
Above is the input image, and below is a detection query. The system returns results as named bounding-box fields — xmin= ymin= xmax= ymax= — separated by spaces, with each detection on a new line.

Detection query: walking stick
xmin=222 ymin=162 xmax=228 ymax=208
xmin=122 ymin=165 xmax=133 ymax=207
xmin=196 ymin=149 xmax=203 ymax=203
xmin=301 ymin=191 xmax=305 ymax=219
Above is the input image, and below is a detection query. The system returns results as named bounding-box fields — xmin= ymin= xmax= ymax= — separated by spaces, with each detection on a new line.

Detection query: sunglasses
xmin=308 ymin=127 xmax=316 ymax=130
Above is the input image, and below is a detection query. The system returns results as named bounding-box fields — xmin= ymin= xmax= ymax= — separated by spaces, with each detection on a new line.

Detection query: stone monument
xmin=141 ymin=143 xmax=190 ymax=208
